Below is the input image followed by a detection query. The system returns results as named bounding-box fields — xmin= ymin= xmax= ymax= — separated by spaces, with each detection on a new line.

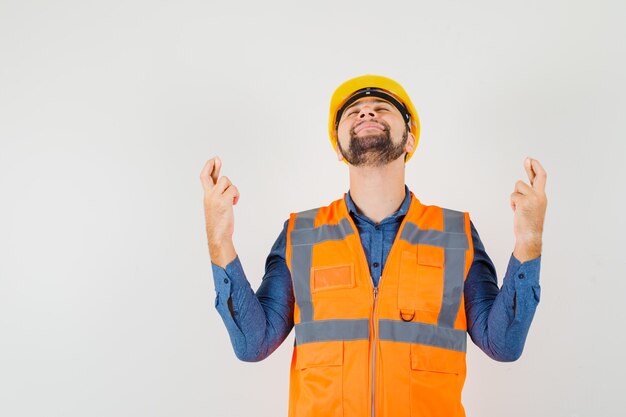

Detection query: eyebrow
xmin=343 ymin=98 xmax=392 ymax=113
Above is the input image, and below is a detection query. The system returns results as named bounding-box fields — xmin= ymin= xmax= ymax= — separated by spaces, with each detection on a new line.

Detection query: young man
xmin=200 ymin=75 xmax=547 ymax=417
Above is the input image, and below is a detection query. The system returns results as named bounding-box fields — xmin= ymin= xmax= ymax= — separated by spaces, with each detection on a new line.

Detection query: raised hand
xmin=199 ymin=156 xmax=239 ymax=267
xmin=510 ymin=157 xmax=548 ymax=262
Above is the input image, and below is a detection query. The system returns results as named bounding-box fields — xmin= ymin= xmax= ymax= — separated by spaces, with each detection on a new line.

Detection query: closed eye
xmin=347 ymin=106 xmax=389 ymax=117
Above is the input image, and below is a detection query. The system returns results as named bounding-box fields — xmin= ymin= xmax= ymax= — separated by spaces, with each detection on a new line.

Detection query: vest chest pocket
xmin=311 ymin=264 xmax=355 ymax=293
xmin=399 ymin=246 xmax=445 ymax=315
xmin=293 ymin=341 xmax=344 ymax=417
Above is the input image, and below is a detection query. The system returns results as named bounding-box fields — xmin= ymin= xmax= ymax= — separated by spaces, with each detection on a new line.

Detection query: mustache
xmin=351 ymin=119 xmax=390 ymax=135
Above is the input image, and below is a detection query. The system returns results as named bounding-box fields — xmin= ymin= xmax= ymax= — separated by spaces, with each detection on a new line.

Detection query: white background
xmin=1 ymin=1 xmax=625 ymax=416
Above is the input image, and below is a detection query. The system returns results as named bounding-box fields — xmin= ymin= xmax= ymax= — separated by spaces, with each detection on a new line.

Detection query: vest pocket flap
xmin=311 ymin=264 xmax=355 ymax=292
xmin=417 ymin=244 xmax=444 ymax=268
xmin=410 ymin=343 xmax=464 ymax=375
xmin=295 ymin=341 xmax=344 ymax=370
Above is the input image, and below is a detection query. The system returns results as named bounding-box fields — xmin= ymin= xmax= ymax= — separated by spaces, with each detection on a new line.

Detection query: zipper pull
xmin=373 ymin=286 xmax=378 ymax=300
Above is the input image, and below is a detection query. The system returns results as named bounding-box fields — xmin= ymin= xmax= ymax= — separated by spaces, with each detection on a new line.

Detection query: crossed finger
xmin=524 ymin=157 xmax=535 ymax=186
xmin=199 ymin=156 xmax=222 ymax=193
xmin=525 ymin=157 xmax=547 ymax=192
xmin=211 ymin=157 xmax=221 ymax=184
xmin=531 ymin=159 xmax=548 ymax=192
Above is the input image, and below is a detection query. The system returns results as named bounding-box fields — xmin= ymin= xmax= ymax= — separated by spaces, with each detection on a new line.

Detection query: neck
xmin=347 ymin=157 xmax=406 ymax=224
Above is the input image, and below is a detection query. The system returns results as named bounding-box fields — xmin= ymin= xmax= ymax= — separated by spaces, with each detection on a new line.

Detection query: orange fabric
xmin=312 ymin=264 xmax=354 ymax=292
xmin=286 ymin=192 xmax=474 ymax=417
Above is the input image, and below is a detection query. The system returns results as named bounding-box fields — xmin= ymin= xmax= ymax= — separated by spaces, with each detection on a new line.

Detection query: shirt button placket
xmin=376 ymin=225 xmax=384 ymax=283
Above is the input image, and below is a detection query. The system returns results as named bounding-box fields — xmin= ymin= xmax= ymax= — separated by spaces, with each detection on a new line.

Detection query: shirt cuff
xmin=211 ymin=255 xmax=249 ymax=294
xmin=210 ymin=256 xmax=247 ymax=351
xmin=502 ymin=253 xmax=542 ymax=300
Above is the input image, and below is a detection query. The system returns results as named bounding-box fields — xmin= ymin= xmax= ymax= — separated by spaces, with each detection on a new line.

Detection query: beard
xmin=338 ymin=120 xmax=409 ymax=167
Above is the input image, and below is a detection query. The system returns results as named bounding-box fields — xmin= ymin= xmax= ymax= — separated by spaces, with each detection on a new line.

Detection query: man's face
xmin=336 ymin=96 xmax=413 ymax=167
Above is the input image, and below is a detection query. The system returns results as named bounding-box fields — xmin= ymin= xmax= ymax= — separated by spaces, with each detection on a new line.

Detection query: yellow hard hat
xmin=328 ymin=74 xmax=420 ymax=163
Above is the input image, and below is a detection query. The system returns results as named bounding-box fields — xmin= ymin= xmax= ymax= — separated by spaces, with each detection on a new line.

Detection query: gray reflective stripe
xmin=438 ymin=209 xmax=467 ymax=328
xmin=378 ymin=319 xmax=467 ymax=352
xmin=291 ymin=218 xmax=355 ymax=246
xmin=438 ymin=248 xmax=466 ymax=327
xmin=400 ymin=222 xmax=468 ymax=249
xmin=291 ymin=209 xmax=319 ymax=322
xmin=295 ymin=319 xmax=370 ymax=345
xmin=443 ymin=208 xmax=465 ymax=235
xmin=294 ymin=208 xmax=318 ymax=229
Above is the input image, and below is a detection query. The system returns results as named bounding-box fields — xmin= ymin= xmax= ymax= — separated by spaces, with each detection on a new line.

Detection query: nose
xmin=358 ymin=106 xmax=376 ymax=120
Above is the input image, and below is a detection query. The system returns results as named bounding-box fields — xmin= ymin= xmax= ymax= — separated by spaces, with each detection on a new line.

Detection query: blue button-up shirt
xmin=211 ymin=185 xmax=541 ymax=362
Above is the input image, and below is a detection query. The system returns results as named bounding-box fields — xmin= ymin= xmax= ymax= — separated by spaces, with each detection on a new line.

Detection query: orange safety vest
xmin=285 ymin=191 xmax=475 ymax=417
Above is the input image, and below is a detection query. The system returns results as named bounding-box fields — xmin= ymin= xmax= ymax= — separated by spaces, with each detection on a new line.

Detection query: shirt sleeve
xmin=464 ymin=220 xmax=542 ymax=361
xmin=211 ymin=220 xmax=295 ymax=362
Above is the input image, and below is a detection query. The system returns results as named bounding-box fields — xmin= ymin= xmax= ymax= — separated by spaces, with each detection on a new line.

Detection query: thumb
xmin=224 ymin=184 xmax=240 ymax=206
xmin=510 ymin=192 xmax=522 ymax=212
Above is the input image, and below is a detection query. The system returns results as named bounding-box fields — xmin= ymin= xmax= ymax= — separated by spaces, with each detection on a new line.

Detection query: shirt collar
xmin=345 ymin=184 xmax=411 ymax=223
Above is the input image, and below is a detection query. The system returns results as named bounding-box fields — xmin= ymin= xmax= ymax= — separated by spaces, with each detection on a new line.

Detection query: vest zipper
xmin=341 ymin=199 xmax=416 ymax=417
xmin=371 ymin=284 xmax=378 ymax=417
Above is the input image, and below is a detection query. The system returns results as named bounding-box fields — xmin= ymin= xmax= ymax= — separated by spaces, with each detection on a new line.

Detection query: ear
xmin=405 ymin=131 xmax=416 ymax=154
xmin=336 ymin=144 xmax=344 ymax=162
xmin=334 ymin=136 xmax=345 ymax=162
